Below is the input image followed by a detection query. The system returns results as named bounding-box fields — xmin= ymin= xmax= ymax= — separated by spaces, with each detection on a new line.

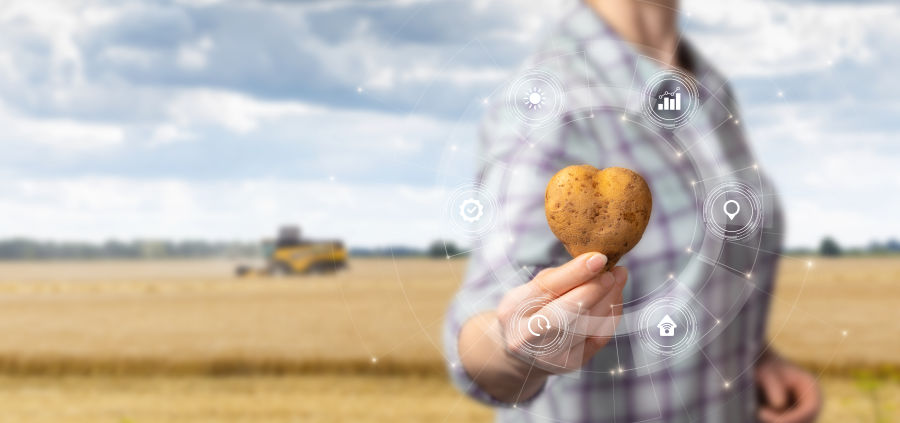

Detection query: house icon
xmin=657 ymin=314 xmax=677 ymax=337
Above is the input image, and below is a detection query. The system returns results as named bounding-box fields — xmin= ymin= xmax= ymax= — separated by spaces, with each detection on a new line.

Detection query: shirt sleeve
xmin=442 ymin=102 xmax=604 ymax=405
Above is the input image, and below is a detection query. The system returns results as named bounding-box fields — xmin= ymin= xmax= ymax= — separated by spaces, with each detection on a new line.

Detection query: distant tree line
xmin=1 ymin=236 xmax=896 ymax=260
xmin=349 ymin=241 xmax=467 ymax=259
xmin=0 ymin=238 xmax=260 ymax=260
xmin=786 ymin=237 xmax=900 ymax=257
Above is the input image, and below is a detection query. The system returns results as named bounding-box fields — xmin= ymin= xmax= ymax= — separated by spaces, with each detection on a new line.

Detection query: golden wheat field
xmin=0 ymin=257 xmax=896 ymax=422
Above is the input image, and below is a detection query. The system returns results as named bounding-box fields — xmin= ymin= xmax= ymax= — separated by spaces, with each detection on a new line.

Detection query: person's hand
xmin=756 ymin=351 xmax=822 ymax=423
xmin=496 ymin=252 xmax=628 ymax=373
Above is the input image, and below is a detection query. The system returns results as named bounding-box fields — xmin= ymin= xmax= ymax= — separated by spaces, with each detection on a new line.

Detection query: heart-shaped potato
xmin=545 ymin=165 xmax=652 ymax=271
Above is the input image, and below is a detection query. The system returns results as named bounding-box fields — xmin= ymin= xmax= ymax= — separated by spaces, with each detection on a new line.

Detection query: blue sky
xmin=0 ymin=0 xmax=897 ymax=248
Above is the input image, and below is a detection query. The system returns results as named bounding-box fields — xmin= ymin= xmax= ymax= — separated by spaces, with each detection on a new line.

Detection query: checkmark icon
xmin=459 ymin=198 xmax=484 ymax=223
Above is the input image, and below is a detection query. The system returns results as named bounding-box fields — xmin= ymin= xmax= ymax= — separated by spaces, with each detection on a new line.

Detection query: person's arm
xmin=458 ymin=252 xmax=628 ymax=403
xmin=756 ymin=349 xmax=822 ymax=423
xmin=458 ymin=311 xmax=551 ymax=402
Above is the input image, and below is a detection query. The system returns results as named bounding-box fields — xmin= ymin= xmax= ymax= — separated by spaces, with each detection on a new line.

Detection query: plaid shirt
xmin=444 ymin=3 xmax=784 ymax=422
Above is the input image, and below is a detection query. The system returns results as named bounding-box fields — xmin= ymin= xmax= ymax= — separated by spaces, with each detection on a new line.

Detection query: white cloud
xmin=150 ymin=123 xmax=196 ymax=145
xmin=176 ymin=36 xmax=214 ymax=71
xmin=745 ymin=102 xmax=900 ymax=247
xmin=165 ymin=89 xmax=321 ymax=133
xmin=685 ymin=0 xmax=898 ymax=77
xmin=0 ymin=101 xmax=123 ymax=150
xmin=0 ymin=177 xmax=450 ymax=247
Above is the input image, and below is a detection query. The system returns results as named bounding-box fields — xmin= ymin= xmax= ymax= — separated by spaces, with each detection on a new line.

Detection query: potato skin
xmin=544 ymin=165 xmax=652 ymax=271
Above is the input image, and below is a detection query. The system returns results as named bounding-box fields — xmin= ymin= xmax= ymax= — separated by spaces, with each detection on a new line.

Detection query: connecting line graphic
xmin=664 ymin=365 xmax=697 ymax=423
xmin=562 ymin=303 xmax=583 ymax=369
xmin=698 ymin=346 xmax=729 ymax=386
xmin=513 ymin=361 xmax=538 ymax=407
xmin=679 ymin=114 xmax=733 ymax=155
xmin=657 ymin=86 xmax=681 ymax=99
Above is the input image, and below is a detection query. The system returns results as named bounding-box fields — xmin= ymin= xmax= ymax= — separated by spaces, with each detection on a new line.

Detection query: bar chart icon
xmin=657 ymin=88 xmax=682 ymax=111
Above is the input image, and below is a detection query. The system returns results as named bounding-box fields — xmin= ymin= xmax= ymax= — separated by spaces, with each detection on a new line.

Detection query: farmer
xmin=444 ymin=1 xmax=821 ymax=422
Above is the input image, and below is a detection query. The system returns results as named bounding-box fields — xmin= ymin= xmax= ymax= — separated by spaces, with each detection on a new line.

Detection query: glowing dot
xmin=669 ymin=273 xmax=674 ymax=279
xmin=842 ymin=330 xmax=848 ymax=337
xmin=676 ymin=152 xmax=683 ymax=157
xmin=618 ymin=367 xmax=624 ymax=374
xmin=807 ymin=261 xmax=813 ymax=268
xmin=450 ymin=145 xmax=457 ymax=151
xmin=620 ymin=115 xmax=626 ymax=121
xmin=753 ymin=163 xmax=758 ymax=169
xmin=329 ymin=176 xmax=335 ymax=182
xmin=577 ymin=302 xmax=583 ymax=307
xmin=724 ymin=381 xmax=731 ymax=389
xmin=357 ymin=87 xmax=363 ymax=93
xmin=734 ymin=120 xmax=740 ymax=125
xmin=686 ymin=247 xmax=692 ymax=253
xmin=690 ymin=180 xmax=696 ymax=186
xmin=512 ymin=404 xmax=518 ymax=408
xmin=371 ymin=357 xmax=377 ymax=363
xmin=445 ymin=256 xmax=451 ymax=260
xmin=826 ymin=60 xmax=833 ymax=66
xmin=686 ymin=11 xmax=692 ymax=17
xmin=745 ymin=273 xmax=752 ymax=279
xmin=729 ymin=114 xmax=734 ymax=119
xmin=483 ymin=98 xmax=489 ymax=105
xmin=777 ymin=91 xmax=784 ymax=97
xmin=528 ymin=144 xmax=535 ymax=149
xmin=715 ymin=319 xmax=721 ymax=324
xmin=450 ymin=362 xmax=456 ymax=368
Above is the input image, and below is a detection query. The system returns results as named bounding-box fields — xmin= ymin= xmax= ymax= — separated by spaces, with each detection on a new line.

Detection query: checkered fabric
xmin=444 ymin=3 xmax=785 ymax=422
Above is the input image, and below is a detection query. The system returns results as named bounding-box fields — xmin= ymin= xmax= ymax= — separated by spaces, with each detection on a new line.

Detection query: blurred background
xmin=0 ymin=0 xmax=897 ymax=422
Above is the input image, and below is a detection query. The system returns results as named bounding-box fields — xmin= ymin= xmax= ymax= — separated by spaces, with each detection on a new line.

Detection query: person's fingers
xmin=757 ymin=361 xmax=788 ymax=411
xmin=552 ymin=274 xmax=620 ymax=338
xmin=532 ymin=252 xmax=608 ymax=297
xmin=611 ymin=266 xmax=628 ymax=286
xmin=757 ymin=364 xmax=821 ymax=423
xmin=581 ymin=275 xmax=626 ymax=357
xmin=777 ymin=367 xmax=821 ymax=423
xmin=757 ymin=406 xmax=781 ymax=423
xmin=554 ymin=272 xmax=616 ymax=312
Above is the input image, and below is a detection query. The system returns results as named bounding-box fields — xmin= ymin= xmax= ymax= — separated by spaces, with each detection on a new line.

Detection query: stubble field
xmin=0 ymin=257 xmax=896 ymax=422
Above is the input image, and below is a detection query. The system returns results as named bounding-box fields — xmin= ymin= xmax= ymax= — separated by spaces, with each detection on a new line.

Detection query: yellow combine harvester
xmin=236 ymin=226 xmax=347 ymax=277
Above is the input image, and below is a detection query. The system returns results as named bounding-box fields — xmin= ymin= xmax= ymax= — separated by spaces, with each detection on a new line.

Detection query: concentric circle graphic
xmin=506 ymin=298 xmax=571 ymax=357
xmin=446 ymin=183 xmax=498 ymax=237
xmin=636 ymin=297 xmax=699 ymax=357
xmin=702 ymin=181 xmax=763 ymax=241
xmin=507 ymin=68 xmax=566 ymax=127
xmin=641 ymin=69 xmax=700 ymax=129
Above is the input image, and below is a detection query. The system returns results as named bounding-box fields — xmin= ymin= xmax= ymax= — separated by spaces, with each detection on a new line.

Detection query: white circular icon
xmin=459 ymin=198 xmax=484 ymax=223
xmin=527 ymin=314 xmax=551 ymax=337
xmin=637 ymin=297 xmax=698 ymax=357
xmin=447 ymin=184 xmax=497 ymax=237
xmin=507 ymin=298 xmax=570 ymax=357
xmin=641 ymin=69 xmax=700 ymax=130
xmin=702 ymin=182 xmax=762 ymax=241
xmin=507 ymin=69 xmax=566 ymax=127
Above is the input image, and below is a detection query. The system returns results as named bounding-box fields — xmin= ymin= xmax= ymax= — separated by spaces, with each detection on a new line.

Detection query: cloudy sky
xmin=0 ymin=0 xmax=897 ymax=248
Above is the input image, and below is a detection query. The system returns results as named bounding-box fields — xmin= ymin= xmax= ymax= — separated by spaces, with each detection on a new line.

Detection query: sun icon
xmin=523 ymin=87 xmax=546 ymax=110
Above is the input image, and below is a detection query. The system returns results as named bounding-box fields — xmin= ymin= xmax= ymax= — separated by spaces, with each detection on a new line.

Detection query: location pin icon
xmin=723 ymin=200 xmax=740 ymax=221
